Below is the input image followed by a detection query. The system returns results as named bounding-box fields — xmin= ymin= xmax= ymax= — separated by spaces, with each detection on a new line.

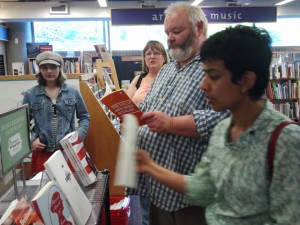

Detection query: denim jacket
xmin=23 ymin=83 xmax=90 ymax=152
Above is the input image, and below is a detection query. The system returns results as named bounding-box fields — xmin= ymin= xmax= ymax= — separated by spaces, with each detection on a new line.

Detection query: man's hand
xmin=141 ymin=111 xmax=172 ymax=134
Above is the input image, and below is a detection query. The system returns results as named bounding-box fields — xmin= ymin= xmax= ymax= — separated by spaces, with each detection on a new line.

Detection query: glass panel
xmin=34 ymin=21 xmax=105 ymax=51
xmin=257 ymin=17 xmax=300 ymax=46
xmin=110 ymin=25 xmax=167 ymax=50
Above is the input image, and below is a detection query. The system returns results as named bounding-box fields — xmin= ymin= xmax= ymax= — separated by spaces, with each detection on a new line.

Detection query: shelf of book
xmin=79 ymin=74 xmax=123 ymax=196
xmin=28 ymin=56 xmax=81 ymax=75
xmin=267 ymin=47 xmax=300 ymax=122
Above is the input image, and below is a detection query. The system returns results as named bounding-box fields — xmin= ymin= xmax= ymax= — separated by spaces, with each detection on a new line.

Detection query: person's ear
xmin=195 ymin=21 xmax=204 ymax=35
xmin=239 ymin=71 xmax=256 ymax=93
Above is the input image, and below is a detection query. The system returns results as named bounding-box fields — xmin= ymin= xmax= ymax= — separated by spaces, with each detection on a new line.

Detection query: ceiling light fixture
xmin=97 ymin=0 xmax=107 ymax=7
xmin=191 ymin=0 xmax=203 ymax=6
xmin=275 ymin=0 xmax=294 ymax=6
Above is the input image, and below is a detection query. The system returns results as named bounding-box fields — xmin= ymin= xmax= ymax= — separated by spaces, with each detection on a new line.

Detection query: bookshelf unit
xmin=28 ymin=56 xmax=81 ymax=75
xmin=266 ymin=47 xmax=300 ymax=122
xmin=79 ymin=72 xmax=123 ymax=196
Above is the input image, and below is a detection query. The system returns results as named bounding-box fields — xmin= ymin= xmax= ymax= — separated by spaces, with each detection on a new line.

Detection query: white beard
xmin=169 ymin=45 xmax=194 ymax=62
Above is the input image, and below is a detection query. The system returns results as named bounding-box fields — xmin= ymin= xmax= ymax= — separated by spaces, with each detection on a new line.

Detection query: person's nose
xmin=200 ymin=76 xmax=209 ymax=92
xmin=167 ymin=33 xmax=175 ymax=43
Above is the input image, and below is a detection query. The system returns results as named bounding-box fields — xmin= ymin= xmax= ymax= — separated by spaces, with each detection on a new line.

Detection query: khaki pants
xmin=149 ymin=203 xmax=207 ymax=225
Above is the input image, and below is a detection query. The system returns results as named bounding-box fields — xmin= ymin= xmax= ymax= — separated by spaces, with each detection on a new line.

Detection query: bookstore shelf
xmin=266 ymin=48 xmax=300 ymax=122
xmin=28 ymin=56 xmax=81 ymax=75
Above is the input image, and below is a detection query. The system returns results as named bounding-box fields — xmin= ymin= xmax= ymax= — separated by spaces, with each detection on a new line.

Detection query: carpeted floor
xmin=128 ymin=195 xmax=142 ymax=225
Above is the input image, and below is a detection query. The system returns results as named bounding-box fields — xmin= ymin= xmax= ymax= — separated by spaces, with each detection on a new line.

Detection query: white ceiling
xmin=2 ymin=0 xmax=299 ymax=7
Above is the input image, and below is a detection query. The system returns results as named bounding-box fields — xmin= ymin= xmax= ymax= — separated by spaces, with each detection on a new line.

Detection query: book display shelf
xmin=79 ymin=59 xmax=124 ymax=196
xmin=28 ymin=56 xmax=81 ymax=75
xmin=266 ymin=47 xmax=300 ymax=122
xmin=0 ymin=170 xmax=111 ymax=225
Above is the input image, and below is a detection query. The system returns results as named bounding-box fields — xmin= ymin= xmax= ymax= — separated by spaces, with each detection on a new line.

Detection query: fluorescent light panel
xmin=97 ymin=0 xmax=107 ymax=7
xmin=191 ymin=0 xmax=203 ymax=6
xmin=275 ymin=0 xmax=295 ymax=6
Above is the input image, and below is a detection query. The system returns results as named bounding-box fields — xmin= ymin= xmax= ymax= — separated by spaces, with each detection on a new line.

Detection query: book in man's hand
xmin=32 ymin=180 xmax=75 ymax=225
xmin=0 ymin=197 xmax=44 ymax=225
xmin=100 ymin=89 xmax=145 ymax=126
xmin=44 ymin=150 xmax=92 ymax=225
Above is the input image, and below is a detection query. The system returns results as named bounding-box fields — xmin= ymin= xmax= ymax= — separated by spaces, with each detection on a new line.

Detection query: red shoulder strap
xmin=268 ymin=121 xmax=298 ymax=179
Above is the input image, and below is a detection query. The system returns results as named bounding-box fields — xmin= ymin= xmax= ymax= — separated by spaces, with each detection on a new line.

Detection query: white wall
xmin=0 ymin=78 xmax=80 ymax=113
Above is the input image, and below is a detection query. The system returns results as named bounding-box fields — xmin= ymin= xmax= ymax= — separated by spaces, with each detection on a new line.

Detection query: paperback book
xmin=44 ymin=150 xmax=92 ymax=225
xmin=94 ymin=44 xmax=111 ymax=62
xmin=32 ymin=180 xmax=75 ymax=225
xmin=59 ymin=131 xmax=98 ymax=187
xmin=100 ymin=89 xmax=145 ymax=126
xmin=0 ymin=197 xmax=44 ymax=225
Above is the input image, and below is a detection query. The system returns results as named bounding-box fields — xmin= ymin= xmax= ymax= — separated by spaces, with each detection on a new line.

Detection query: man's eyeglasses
xmin=145 ymin=52 xmax=163 ymax=57
xmin=40 ymin=65 xmax=59 ymax=71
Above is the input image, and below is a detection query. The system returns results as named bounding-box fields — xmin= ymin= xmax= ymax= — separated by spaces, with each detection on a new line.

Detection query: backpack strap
xmin=268 ymin=121 xmax=298 ymax=179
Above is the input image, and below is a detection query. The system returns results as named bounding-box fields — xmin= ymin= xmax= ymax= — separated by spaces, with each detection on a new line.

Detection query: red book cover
xmin=0 ymin=197 xmax=44 ymax=225
xmin=100 ymin=89 xmax=145 ymax=126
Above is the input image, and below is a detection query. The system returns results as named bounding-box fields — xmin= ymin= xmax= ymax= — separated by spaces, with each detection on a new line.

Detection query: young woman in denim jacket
xmin=23 ymin=51 xmax=90 ymax=176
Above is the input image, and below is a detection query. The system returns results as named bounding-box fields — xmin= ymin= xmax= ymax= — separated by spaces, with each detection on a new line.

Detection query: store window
xmin=109 ymin=23 xmax=254 ymax=51
xmin=33 ymin=20 xmax=109 ymax=52
xmin=34 ymin=17 xmax=300 ymax=53
xmin=257 ymin=17 xmax=300 ymax=46
xmin=110 ymin=25 xmax=168 ymax=51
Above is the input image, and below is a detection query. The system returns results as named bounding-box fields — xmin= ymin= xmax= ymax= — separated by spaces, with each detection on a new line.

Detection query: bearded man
xmin=126 ymin=2 xmax=230 ymax=225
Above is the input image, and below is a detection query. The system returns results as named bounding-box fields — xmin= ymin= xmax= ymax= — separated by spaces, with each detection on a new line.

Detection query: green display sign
xmin=0 ymin=105 xmax=31 ymax=177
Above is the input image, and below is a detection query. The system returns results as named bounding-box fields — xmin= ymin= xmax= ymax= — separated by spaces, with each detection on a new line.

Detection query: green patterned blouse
xmin=185 ymin=101 xmax=300 ymax=225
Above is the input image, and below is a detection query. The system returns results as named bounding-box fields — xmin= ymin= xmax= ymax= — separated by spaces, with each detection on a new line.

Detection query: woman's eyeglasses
xmin=145 ymin=52 xmax=163 ymax=57
xmin=40 ymin=65 xmax=59 ymax=71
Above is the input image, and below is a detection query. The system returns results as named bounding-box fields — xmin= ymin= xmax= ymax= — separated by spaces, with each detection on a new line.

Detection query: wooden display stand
xmin=79 ymin=60 xmax=123 ymax=196
xmin=95 ymin=58 xmax=120 ymax=90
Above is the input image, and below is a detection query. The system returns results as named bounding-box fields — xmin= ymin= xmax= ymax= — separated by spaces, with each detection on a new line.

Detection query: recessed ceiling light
xmin=275 ymin=0 xmax=295 ymax=6
xmin=191 ymin=0 xmax=203 ymax=6
xmin=97 ymin=0 xmax=107 ymax=7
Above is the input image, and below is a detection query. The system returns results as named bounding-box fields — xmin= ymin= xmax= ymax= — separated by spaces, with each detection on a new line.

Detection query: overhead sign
xmin=111 ymin=6 xmax=277 ymax=25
